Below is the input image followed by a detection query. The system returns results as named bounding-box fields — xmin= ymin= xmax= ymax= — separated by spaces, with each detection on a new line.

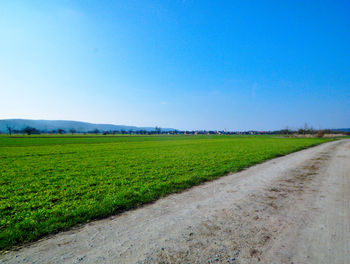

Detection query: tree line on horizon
xmin=4 ymin=124 xmax=348 ymax=137
xmin=4 ymin=125 xmax=168 ymax=136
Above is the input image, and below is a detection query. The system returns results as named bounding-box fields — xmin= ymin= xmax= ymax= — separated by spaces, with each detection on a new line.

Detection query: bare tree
xmin=22 ymin=126 xmax=39 ymax=135
xmin=6 ymin=125 xmax=13 ymax=136
xmin=303 ymin=122 xmax=315 ymax=134
xmin=281 ymin=126 xmax=292 ymax=135
xmin=316 ymin=130 xmax=325 ymax=138
xmin=69 ymin=128 xmax=77 ymax=135
xmin=155 ymin=126 xmax=161 ymax=134
xmin=58 ymin=129 xmax=66 ymax=134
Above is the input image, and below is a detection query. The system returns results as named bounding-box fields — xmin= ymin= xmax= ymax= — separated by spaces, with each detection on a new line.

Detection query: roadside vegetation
xmin=0 ymin=135 xmax=334 ymax=250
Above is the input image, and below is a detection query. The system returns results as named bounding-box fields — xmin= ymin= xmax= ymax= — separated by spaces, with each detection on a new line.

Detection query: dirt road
xmin=1 ymin=139 xmax=349 ymax=264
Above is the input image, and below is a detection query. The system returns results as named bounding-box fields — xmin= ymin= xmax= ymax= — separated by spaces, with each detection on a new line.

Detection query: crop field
xmin=0 ymin=135 xmax=332 ymax=250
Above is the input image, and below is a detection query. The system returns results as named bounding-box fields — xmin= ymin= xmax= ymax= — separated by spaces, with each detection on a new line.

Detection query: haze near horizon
xmin=1 ymin=1 xmax=349 ymax=131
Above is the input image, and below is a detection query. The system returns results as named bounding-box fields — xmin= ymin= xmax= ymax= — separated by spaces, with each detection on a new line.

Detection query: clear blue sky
xmin=1 ymin=0 xmax=349 ymax=130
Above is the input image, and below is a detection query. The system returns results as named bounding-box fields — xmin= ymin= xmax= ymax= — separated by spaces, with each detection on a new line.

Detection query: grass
xmin=0 ymin=134 xmax=333 ymax=250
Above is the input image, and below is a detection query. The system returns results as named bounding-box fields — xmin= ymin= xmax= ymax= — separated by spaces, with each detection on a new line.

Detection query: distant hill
xmin=0 ymin=119 xmax=177 ymax=133
xmin=331 ymin=128 xmax=350 ymax=132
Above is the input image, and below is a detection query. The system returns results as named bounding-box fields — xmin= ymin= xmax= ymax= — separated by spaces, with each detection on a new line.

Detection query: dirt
xmin=1 ymin=139 xmax=349 ymax=264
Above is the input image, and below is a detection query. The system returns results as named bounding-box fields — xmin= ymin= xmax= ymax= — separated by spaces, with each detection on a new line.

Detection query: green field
xmin=0 ymin=135 xmax=333 ymax=250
